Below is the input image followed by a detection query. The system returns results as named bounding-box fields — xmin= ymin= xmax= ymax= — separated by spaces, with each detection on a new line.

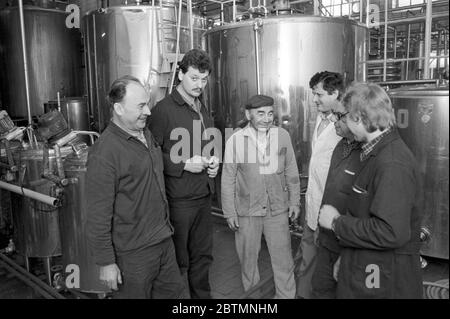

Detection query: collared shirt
xmin=113 ymin=119 xmax=148 ymax=148
xmin=305 ymin=114 xmax=342 ymax=231
xmin=360 ymin=127 xmax=393 ymax=161
xmin=86 ymin=122 xmax=172 ymax=266
xmin=176 ymin=86 xmax=207 ymax=140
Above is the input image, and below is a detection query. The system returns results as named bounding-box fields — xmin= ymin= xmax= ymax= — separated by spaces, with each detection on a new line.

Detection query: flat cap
xmin=245 ymin=94 xmax=274 ymax=109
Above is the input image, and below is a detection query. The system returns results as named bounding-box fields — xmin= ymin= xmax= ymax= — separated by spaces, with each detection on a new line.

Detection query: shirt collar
xmin=319 ymin=112 xmax=333 ymax=121
xmin=108 ymin=120 xmax=150 ymax=143
xmin=360 ymin=127 xmax=395 ymax=161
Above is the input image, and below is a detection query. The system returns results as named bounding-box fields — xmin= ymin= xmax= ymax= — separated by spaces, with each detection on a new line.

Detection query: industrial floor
xmin=0 ymin=215 xmax=448 ymax=299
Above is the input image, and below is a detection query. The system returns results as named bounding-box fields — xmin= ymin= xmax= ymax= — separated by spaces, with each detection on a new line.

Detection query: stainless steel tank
xmin=389 ymin=87 xmax=449 ymax=260
xmin=84 ymin=4 xmax=206 ymax=131
xmin=44 ymin=97 xmax=91 ymax=132
xmin=204 ymin=16 xmax=368 ymax=174
xmin=59 ymin=146 xmax=109 ymax=293
xmin=11 ymin=143 xmax=73 ymax=258
xmin=0 ymin=6 xmax=83 ymax=118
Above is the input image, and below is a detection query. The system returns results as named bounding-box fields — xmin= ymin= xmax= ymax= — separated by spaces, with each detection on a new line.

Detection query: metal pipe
xmin=375 ymin=11 xmax=448 ymax=26
xmin=253 ymin=19 xmax=262 ymax=94
xmin=188 ymin=0 xmax=194 ymax=49
xmin=53 ymin=145 xmax=65 ymax=180
xmin=383 ymin=0 xmax=388 ymax=82
xmin=0 ymin=180 xmax=60 ymax=207
xmin=0 ymin=257 xmax=55 ymax=299
xmin=168 ymin=0 xmax=183 ymax=94
xmin=424 ymin=0 xmax=432 ymax=78
xmin=363 ymin=56 xmax=450 ymax=64
xmin=0 ymin=253 xmax=66 ymax=299
xmin=366 ymin=0 xmax=370 ymax=28
xmin=18 ymin=0 xmax=32 ymax=125
xmin=357 ymin=0 xmax=362 ymax=22
xmin=375 ymin=79 xmax=440 ymax=86
xmin=406 ymin=24 xmax=411 ymax=80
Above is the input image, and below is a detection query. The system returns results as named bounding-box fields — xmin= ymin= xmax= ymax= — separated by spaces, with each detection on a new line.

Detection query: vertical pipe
xmin=406 ymin=24 xmax=411 ymax=80
xmin=168 ymin=0 xmax=183 ymax=94
xmin=18 ymin=0 xmax=32 ymax=125
xmin=424 ymin=0 xmax=432 ymax=78
xmin=393 ymin=27 xmax=397 ymax=58
xmin=436 ymin=29 xmax=441 ymax=72
xmin=383 ymin=0 xmax=388 ymax=82
xmin=221 ymin=3 xmax=224 ymax=25
xmin=188 ymin=0 xmax=194 ymax=49
xmin=366 ymin=0 xmax=370 ymax=27
xmin=359 ymin=0 xmax=363 ymax=23
xmin=253 ymin=20 xmax=261 ymax=94
xmin=233 ymin=0 xmax=236 ymax=22
xmin=444 ymin=30 xmax=448 ymax=71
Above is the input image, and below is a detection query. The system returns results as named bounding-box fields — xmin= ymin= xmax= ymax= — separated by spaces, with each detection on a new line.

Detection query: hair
xmin=342 ymin=82 xmax=396 ymax=133
xmin=107 ymin=75 xmax=142 ymax=108
xmin=309 ymin=71 xmax=345 ymax=99
xmin=179 ymin=49 xmax=212 ymax=74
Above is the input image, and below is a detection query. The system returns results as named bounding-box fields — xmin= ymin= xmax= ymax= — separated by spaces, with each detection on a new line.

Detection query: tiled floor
xmin=0 ymin=215 xmax=448 ymax=299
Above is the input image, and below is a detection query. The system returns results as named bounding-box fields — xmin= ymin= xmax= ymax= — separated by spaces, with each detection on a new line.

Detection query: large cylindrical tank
xmin=389 ymin=87 xmax=449 ymax=260
xmin=84 ymin=4 xmax=206 ymax=131
xmin=11 ymin=144 xmax=73 ymax=258
xmin=0 ymin=6 xmax=83 ymax=118
xmin=204 ymin=16 xmax=368 ymax=174
xmin=59 ymin=147 xmax=109 ymax=293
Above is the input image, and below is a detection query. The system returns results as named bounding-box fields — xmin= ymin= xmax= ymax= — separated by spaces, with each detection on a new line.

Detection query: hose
xmin=423 ymin=279 xmax=449 ymax=299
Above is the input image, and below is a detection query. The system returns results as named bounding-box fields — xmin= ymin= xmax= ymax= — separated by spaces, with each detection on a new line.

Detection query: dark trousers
xmin=169 ymin=196 xmax=213 ymax=299
xmin=311 ymin=244 xmax=340 ymax=299
xmin=115 ymin=238 xmax=185 ymax=299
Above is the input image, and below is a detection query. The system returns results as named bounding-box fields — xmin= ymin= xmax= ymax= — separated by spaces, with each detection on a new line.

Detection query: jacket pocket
xmin=343 ymin=250 xmax=394 ymax=299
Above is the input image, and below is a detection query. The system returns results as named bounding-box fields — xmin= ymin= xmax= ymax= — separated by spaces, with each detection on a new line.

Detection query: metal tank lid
xmin=85 ymin=4 xmax=157 ymax=16
xmin=204 ymin=15 xmax=367 ymax=34
xmin=388 ymin=86 xmax=449 ymax=97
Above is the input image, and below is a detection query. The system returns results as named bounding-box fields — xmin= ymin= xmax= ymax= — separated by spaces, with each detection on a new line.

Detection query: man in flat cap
xmin=221 ymin=94 xmax=301 ymax=298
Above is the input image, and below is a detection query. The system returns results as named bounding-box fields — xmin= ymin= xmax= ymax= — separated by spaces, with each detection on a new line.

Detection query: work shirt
xmin=148 ymin=88 xmax=216 ymax=201
xmin=305 ymin=114 xmax=342 ymax=230
xmin=86 ymin=122 xmax=173 ymax=266
xmin=221 ymin=124 xmax=301 ymax=218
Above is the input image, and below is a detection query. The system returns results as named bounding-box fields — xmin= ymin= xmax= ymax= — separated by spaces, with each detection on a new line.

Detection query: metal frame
xmin=318 ymin=0 xmax=449 ymax=81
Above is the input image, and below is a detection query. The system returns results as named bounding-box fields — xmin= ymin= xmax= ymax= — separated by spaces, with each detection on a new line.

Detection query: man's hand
xmin=288 ymin=205 xmax=300 ymax=221
xmin=226 ymin=216 xmax=240 ymax=231
xmin=207 ymin=156 xmax=220 ymax=178
xmin=318 ymin=205 xmax=340 ymax=230
xmin=184 ymin=155 xmax=208 ymax=173
xmin=333 ymin=256 xmax=341 ymax=282
xmin=99 ymin=263 xmax=122 ymax=291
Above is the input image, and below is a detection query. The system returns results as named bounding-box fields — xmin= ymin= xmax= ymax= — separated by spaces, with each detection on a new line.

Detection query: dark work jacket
xmin=86 ymin=122 xmax=173 ymax=266
xmin=148 ymin=89 xmax=216 ymax=201
xmin=318 ymin=139 xmax=363 ymax=253
xmin=334 ymin=130 xmax=423 ymax=299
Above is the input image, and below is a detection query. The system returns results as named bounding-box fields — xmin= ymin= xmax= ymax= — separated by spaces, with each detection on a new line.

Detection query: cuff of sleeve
xmin=164 ymin=162 xmax=185 ymax=178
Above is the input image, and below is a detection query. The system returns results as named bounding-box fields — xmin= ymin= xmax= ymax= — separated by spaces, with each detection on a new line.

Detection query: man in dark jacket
xmin=311 ymin=99 xmax=363 ymax=299
xmin=86 ymin=76 xmax=184 ymax=298
xmin=148 ymin=49 xmax=219 ymax=299
xmin=318 ymin=82 xmax=423 ymax=299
